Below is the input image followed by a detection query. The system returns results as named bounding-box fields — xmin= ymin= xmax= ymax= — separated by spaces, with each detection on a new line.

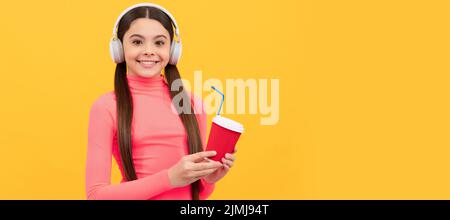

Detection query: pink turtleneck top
xmin=85 ymin=74 xmax=214 ymax=200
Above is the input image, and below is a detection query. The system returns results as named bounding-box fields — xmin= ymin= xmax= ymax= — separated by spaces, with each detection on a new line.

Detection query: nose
xmin=143 ymin=44 xmax=156 ymax=56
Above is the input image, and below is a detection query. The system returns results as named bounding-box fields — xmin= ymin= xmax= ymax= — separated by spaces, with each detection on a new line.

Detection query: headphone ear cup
xmin=169 ymin=41 xmax=182 ymax=65
xmin=110 ymin=38 xmax=125 ymax=63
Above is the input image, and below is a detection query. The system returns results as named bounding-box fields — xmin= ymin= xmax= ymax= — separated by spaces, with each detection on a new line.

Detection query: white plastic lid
xmin=212 ymin=115 xmax=244 ymax=133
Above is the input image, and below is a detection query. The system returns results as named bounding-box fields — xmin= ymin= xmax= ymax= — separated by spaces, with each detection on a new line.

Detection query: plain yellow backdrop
xmin=0 ymin=0 xmax=449 ymax=199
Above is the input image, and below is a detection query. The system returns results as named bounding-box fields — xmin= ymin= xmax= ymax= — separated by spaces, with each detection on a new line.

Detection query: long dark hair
xmin=114 ymin=6 xmax=203 ymax=200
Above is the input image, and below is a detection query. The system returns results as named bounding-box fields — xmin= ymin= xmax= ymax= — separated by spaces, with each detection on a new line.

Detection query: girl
xmin=86 ymin=3 xmax=236 ymax=200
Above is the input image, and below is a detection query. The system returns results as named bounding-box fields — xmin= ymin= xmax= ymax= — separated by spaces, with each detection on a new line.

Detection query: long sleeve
xmin=85 ymin=96 xmax=174 ymax=200
xmin=192 ymin=95 xmax=216 ymax=199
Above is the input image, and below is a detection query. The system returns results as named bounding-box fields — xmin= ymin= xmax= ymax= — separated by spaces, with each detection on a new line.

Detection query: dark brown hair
xmin=114 ymin=7 xmax=203 ymax=200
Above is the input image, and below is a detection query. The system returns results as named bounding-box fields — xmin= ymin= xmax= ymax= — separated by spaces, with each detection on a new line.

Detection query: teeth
xmin=138 ymin=60 xmax=159 ymax=68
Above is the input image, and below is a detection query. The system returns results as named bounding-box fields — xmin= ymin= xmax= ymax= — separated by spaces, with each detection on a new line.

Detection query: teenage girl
xmin=86 ymin=3 xmax=236 ymax=200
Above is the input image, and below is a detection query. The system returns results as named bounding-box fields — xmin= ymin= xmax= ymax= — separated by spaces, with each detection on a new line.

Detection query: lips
xmin=137 ymin=60 xmax=160 ymax=68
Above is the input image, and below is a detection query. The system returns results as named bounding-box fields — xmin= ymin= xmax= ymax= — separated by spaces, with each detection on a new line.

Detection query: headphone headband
xmin=112 ymin=3 xmax=180 ymax=38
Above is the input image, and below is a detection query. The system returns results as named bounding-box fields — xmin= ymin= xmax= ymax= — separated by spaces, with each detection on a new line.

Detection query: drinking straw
xmin=211 ymin=86 xmax=224 ymax=115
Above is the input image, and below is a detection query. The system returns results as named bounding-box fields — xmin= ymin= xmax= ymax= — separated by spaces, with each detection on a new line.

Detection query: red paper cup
xmin=205 ymin=116 xmax=244 ymax=162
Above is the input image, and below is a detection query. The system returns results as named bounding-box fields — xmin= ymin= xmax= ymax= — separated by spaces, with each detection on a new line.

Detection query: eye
xmin=155 ymin=40 xmax=165 ymax=46
xmin=132 ymin=39 xmax=143 ymax=45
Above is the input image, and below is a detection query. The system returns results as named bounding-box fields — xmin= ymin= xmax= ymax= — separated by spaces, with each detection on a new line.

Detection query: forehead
xmin=125 ymin=18 xmax=170 ymax=38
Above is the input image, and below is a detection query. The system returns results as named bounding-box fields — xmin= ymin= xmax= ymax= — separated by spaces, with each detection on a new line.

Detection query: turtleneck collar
xmin=126 ymin=74 xmax=168 ymax=92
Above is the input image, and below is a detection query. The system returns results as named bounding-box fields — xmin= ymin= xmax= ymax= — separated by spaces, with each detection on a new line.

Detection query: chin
xmin=138 ymin=72 xmax=161 ymax=78
xmin=133 ymin=68 xmax=163 ymax=78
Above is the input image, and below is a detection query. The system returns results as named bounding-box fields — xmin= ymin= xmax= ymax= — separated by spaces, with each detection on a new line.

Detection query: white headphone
xmin=109 ymin=3 xmax=182 ymax=65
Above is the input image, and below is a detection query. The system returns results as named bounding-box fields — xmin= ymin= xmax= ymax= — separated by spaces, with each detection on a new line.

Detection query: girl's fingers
xmin=187 ymin=151 xmax=217 ymax=162
xmin=192 ymin=167 xmax=219 ymax=178
xmin=222 ymin=158 xmax=233 ymax=168
xmin=225 ymin=153 xmax=236 ymax=161
xmin=191 ymin=161 xmax=222 ymax=171
xmin=223 ymin=163 xmax=231 ymax=171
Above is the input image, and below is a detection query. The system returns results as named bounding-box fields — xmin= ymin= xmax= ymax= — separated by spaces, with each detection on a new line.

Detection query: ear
xmin=110 ymin=38 xmax=125 ymax=63
xmin=169 ymin=40 xmax=182 ymax=65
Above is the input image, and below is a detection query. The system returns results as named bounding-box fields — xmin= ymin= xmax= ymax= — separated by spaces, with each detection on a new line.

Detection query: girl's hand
xmin=203 ymin=148 xmax=237 ymax=184
xmin=168 ymin=151 xmax=223 ymax=188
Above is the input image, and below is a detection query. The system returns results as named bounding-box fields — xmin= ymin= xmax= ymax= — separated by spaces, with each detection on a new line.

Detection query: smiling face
xmin=123 ymin=18 xmax=171 ymax=78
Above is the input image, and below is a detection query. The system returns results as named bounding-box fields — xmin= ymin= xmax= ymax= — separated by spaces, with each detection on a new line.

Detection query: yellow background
xmin=0 ymin=0 xmax=449 ymax=199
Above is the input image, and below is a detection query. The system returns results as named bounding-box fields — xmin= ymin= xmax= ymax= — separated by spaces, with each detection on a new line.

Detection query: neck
xmin=126 ymin=73 xmax=168 ymax=92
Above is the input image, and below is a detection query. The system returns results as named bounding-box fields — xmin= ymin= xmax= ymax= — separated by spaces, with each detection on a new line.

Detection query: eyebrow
xmin=129 ymin=34 xmax=168 ymax=40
